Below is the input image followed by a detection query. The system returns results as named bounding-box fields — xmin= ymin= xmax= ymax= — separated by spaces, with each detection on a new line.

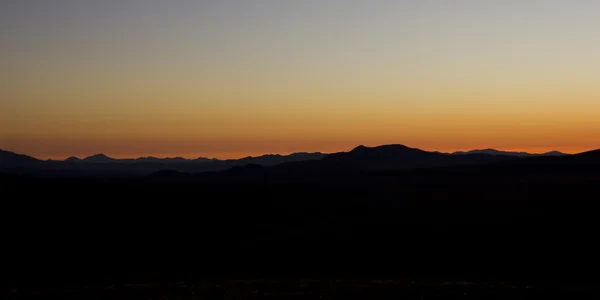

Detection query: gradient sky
xmin=2 ymin=0 xmax=599 ymax=159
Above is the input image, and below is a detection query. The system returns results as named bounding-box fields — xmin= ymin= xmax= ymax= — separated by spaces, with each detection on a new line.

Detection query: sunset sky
xmin=2 ymin=1 xmax=599 ymax=159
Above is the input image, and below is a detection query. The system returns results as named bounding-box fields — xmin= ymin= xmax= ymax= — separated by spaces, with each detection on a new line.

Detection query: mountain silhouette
xmin=82 ymin=153 xmax=116 ymax=163
xmin=543 ymin=150 xmax=567 ymax=156
xmin=0 ymin=149 xmax=41 ymax=170
xmin=233 ymin=152 xmax=326 ymax=166
xmin=149 ymin=144 xmax=600 ymax=183
xmin=0 ymin=149 xmax=327 ymax=176
xmin=135 ymin=156 xmax=190 ymax=163
xmin=452 ymin=148 xmax=567 ymax=157
xmin=574 ymin=148 xmax=600 ymax=158
xmin=320 ymin=144 xmax=518 ymax=171
xmin=65 ymin=156 xmax=82 ymax=162
xmin=194 ymin=157 xmax=218 ymax=162
xmin=0 ymin=145 xmax=593 ymax=178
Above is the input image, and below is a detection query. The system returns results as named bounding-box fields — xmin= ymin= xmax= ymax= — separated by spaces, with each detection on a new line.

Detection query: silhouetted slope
xmin=574 ymin=148 xmax=600 ymax=158
xmin=82 ymin=153 xmax=117 ymax=163
xmin=457 ymin=148 xmax=600 ymax=176
xmin=0 ymin=150 xmax=42 ymax=170
xmin=543 ymin=150 xmax=567 ymax=156
xmin=135 ymin=156 xmax=190 ymax=163
xmin=228 ymin=152 xmax=326 ymax=166
xmin=64 ymin=156 xmax=82 ymax=162
xmin=149 ymin=145 xmax=591 ymax=181
xmin=320 ymin=144 xmax=517 ymax=171
xmin=452 ymin=148 xmax=567 ymax=157
xmin=152 ymin=146 xmax=600 ymax=185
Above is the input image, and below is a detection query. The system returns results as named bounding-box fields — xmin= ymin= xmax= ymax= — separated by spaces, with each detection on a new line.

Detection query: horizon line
xmin=3 ymin=144 xmax=586 ymax=161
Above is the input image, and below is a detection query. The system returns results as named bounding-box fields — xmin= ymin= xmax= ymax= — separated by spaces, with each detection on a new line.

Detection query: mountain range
xmin=2 ymin=144 xmax=600 ymax=286
xmin=0 ymin=146 xmax=574 ymax=177
xmin=0 ymin=149 xmax=327 ymax=177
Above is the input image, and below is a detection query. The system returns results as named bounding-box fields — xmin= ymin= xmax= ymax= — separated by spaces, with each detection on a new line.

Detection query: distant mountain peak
xmin=65 ymin=156 xmax=81 ymax=162
xmin=352 ymin=145 xmax=368 ymax=151
xmin=324 ymin=144 xmax=434 ymax=170
xmin=83 ymin=153 xmax=115 ymax=162
xmin=543 ymin=151 xmax=567 ymax=156
xmin=351 ymin=144 xmax=412 ymax=153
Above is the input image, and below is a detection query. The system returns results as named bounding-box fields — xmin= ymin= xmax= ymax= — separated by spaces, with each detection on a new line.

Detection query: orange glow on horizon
xmin=2 ymin=2 xmax=600 ymax=159
xmin=3 ymin=140 xmax=593 ymax=161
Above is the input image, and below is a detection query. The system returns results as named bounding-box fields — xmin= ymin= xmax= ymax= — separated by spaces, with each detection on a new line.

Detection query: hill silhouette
xmin=575 ymin=148 xmax=600 ymax=158
xmin=452 ymin=148 xmax=567 ymax=157
xmin=320 ymin=144 xmax=520 ymax=170
xmin=82 ymin=153 xmax=117 ymax=163
xmin=147 ymin=144 xmax=599 ymax=184
xmin=0 ymin=149 xmax=42 ymax=170
xmin=64 ymin=156 xmax=82 ymax=162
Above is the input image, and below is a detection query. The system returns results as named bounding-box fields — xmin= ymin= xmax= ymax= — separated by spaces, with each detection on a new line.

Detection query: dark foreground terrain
xmin=3 ymin=280 xmax=599 ymax=300
xmin=2 ymin=145 xmax=600 ymax=291
xmin=3 ymin=171 xmax=600 ymax=286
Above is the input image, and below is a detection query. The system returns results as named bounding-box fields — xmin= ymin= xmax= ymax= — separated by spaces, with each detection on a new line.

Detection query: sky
xmin=1 ymin=0 xmax=600 ymax=159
